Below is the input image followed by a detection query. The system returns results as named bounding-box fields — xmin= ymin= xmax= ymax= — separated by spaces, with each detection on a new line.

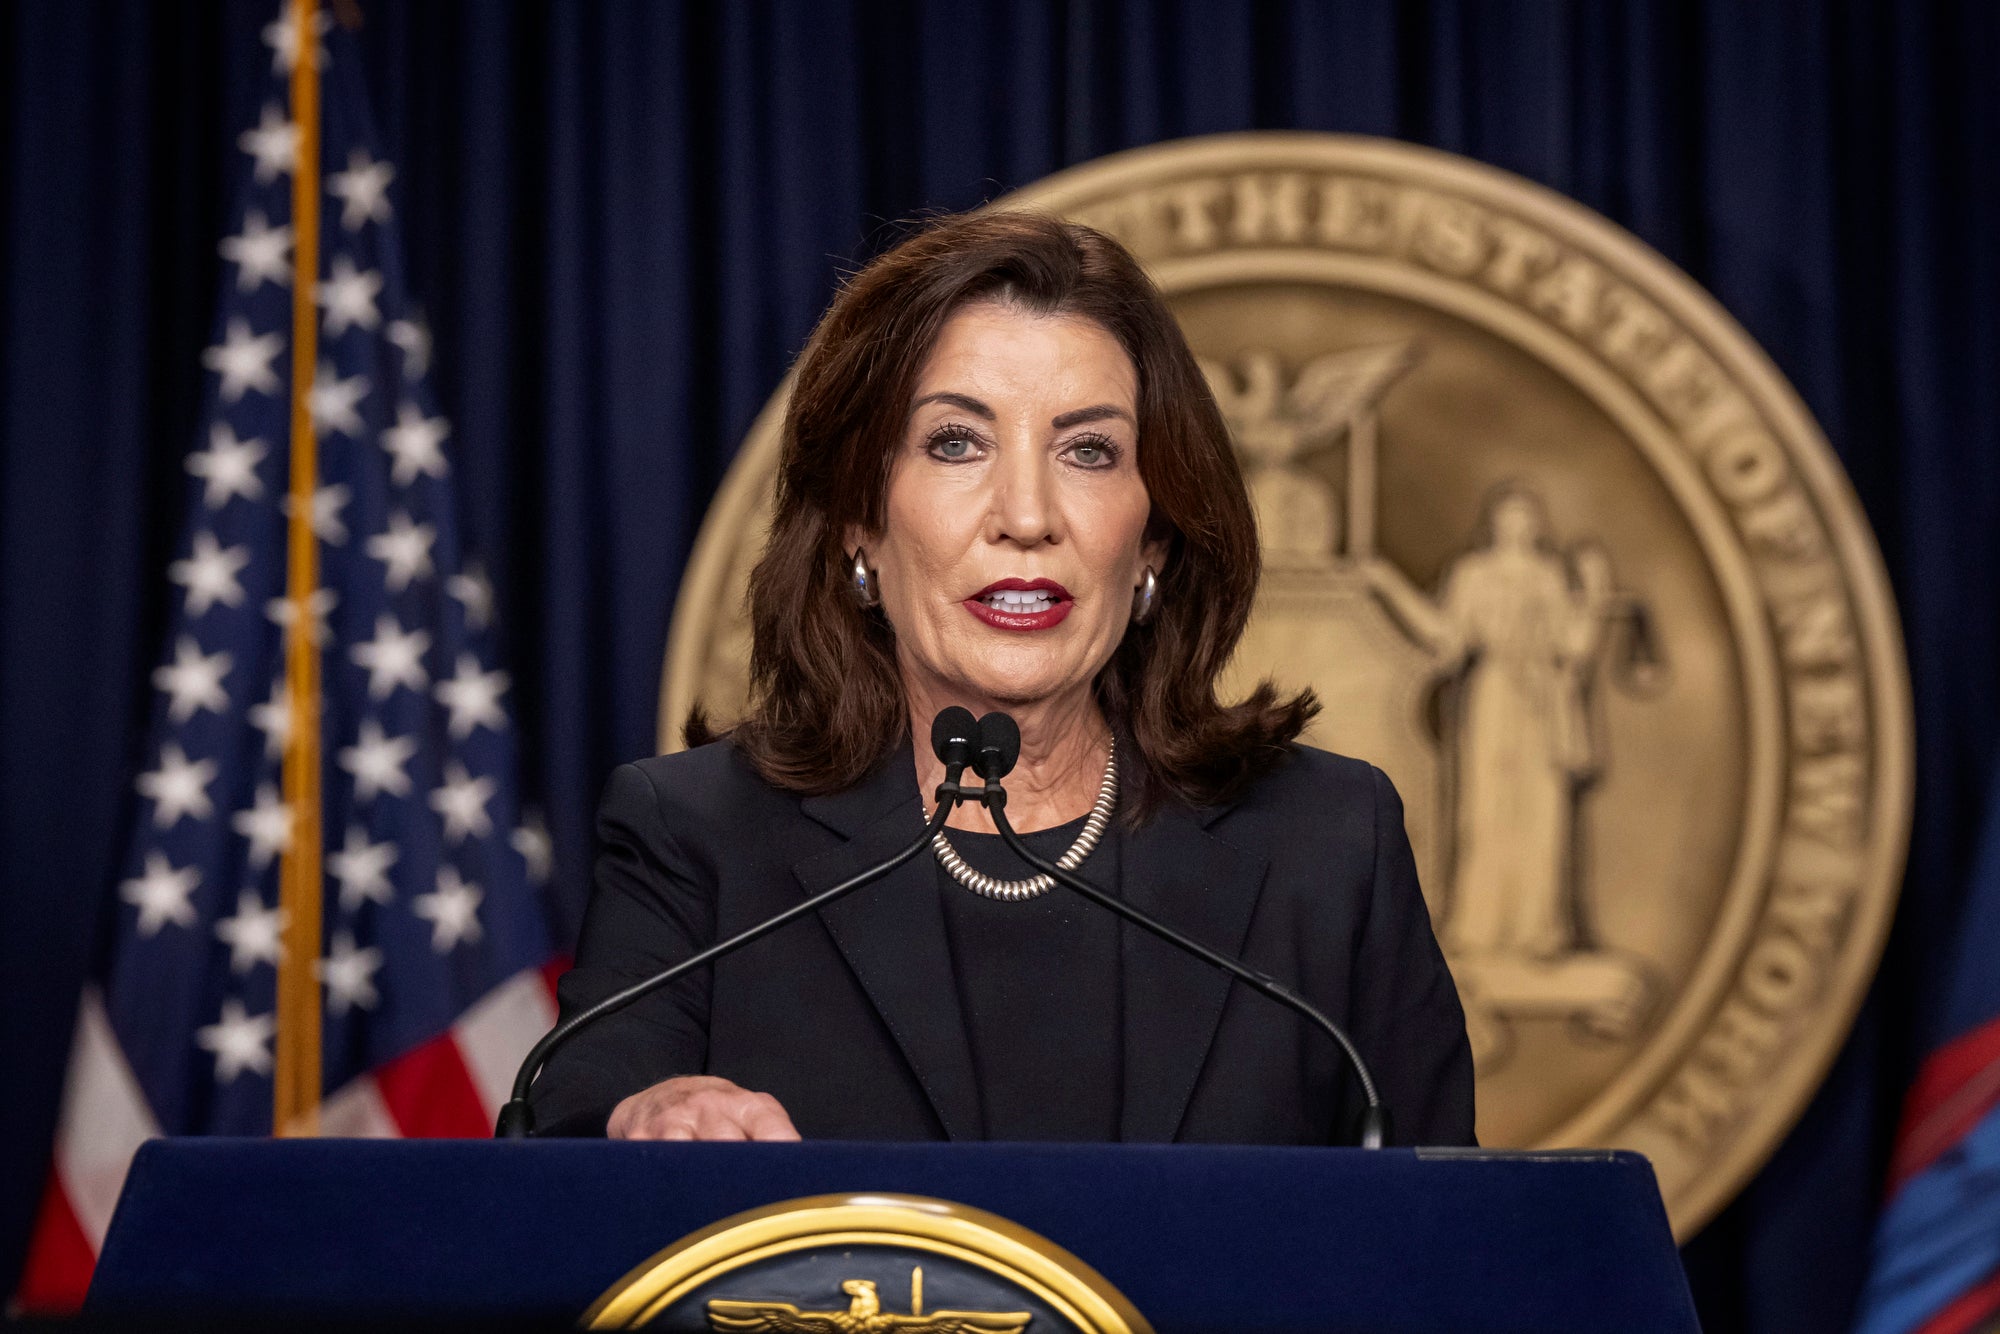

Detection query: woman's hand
xmin=606 ymin=1075 xmax=801 ymax=1141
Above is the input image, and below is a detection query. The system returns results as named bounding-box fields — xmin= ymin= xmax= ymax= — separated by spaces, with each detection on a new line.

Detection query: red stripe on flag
xmin=13 ymin=1171 xmax=96 ymax=1316
xmin=1914 ymin=1264 xmax=2000 ymax=1334
xmin=540 ymin=953 xmax=571 ymax=1000
xmin=373 ymin=1033 xmax=491 ymax=1138
xmin=1889 ymin=1014 xmax=2000 ymax=1195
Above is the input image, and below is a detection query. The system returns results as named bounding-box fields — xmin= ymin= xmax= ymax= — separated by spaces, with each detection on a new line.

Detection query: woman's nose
xmin=988 ymin=444 xmax=1060 ymax=547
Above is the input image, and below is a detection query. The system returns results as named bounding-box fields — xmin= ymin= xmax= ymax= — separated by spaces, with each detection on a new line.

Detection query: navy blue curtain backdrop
xmin=2 ymin=2 xmax=1996 ymax=1329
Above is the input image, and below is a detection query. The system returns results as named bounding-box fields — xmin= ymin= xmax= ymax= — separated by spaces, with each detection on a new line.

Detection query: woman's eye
xmin=928 ymin=431 xmax=976 ymax=461
xmin=1066 ymin=438 xmax=1117 ymax=468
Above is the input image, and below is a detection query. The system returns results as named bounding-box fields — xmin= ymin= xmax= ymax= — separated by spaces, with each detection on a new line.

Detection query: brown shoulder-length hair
xmin=689 ymin=210 xmax=1316 ymax=817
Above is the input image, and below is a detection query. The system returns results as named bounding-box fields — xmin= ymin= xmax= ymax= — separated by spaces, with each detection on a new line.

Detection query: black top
xmin=934 ymin=815 xmax=1122 ymax=1141
xmin=531 ymin=737 xmax=1475 ymax=1147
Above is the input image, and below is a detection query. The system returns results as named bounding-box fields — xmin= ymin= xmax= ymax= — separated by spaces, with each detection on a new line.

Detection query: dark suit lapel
xmin=1118 ymin=805 xmax=1268 ymax=1143
xmin=792 ymin=745 xmax=981 ymax=1141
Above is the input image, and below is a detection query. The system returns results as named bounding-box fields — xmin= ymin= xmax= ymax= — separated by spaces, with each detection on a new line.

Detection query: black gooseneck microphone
xmin=493 ymin=707 xmax=983 ymax=1138
xmin=931 ymin=705 xmax=979 ymax=795
xmin=970 ymin=710 xmax=1392 ymax=1149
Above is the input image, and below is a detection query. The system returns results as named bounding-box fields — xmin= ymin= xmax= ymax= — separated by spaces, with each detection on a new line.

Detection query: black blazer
xmin=531 ymin=737 xmax=1476 ymax=1146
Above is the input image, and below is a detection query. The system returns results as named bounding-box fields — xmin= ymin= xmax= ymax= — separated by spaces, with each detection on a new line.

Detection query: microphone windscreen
xmin=975 ymin=711 xmax=1022 ymax=779
xmin=930 ymin=706 xmax=979 ymax=764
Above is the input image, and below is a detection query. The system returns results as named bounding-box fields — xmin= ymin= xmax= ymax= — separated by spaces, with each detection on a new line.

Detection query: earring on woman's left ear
xmin=1131 ymin=566 xmax=1159 ymax=626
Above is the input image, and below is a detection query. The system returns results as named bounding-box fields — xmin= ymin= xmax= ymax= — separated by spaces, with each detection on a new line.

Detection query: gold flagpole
xmin=275 ymin=0 xmax=324 ymax=1138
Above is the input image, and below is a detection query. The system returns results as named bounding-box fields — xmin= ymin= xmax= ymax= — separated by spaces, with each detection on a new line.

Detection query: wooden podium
xmin=87 ymin=1138 xmax=1698 ymax=1331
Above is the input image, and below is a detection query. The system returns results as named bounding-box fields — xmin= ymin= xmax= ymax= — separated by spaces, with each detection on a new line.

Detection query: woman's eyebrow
xmin=1051 ymin=404 xmax=1134 ymax=429
xmin=910 ymin=391 xmax=994 ymax=419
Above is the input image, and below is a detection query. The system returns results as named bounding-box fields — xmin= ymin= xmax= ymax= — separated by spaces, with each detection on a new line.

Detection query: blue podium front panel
xmin=88 ymin=1139 xmax=1697 ymax=1333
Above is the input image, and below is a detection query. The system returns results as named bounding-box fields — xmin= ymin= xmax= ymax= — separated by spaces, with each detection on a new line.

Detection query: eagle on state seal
xmin=707 ymin=1272 xmax=1031 ymax=1333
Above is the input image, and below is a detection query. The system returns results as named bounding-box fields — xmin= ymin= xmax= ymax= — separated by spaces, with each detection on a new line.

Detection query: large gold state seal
xmin=658 ymin=134 xmax=1913 ymax=1239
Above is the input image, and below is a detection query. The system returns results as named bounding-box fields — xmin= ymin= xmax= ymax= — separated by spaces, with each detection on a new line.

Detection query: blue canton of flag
xmin=20 ymin=7 xmax=560 ymax=1311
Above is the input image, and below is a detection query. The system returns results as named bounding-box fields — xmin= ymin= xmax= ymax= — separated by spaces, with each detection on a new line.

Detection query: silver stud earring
xmin=851 ymin=549 xmax=881 ymax=609
xmin=1131 ymin=566 xmax=1159 ymax=626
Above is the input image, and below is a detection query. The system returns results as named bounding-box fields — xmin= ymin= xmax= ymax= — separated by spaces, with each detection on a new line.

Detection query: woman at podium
xmin=530 ymin=212 xmax=1475 ymax=1147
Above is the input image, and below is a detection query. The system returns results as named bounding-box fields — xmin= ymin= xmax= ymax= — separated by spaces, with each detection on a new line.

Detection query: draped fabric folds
xmin=1 ymin=2 xmax=1995 ymax=1330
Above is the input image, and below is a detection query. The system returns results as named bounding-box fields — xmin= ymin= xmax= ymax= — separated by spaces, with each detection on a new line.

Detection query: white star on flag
xmin=202 ymin=318 xmax=283 ymax=402
xmin=349 ymin=613 xmax=431 ymax=699
xmin=237 ymin=103 xmax=299 ymax=184
xmin=136 ymin=743 xmax=219 ymax=828
xmin=328 ymin=825 xmax=399 ymax=910
xmin=260 ymin=4 xmax=328 ymax=74
xmin=386 ymin=316 xmax=431 ymax=379
xmin=317 ymin=255 xmax=383 ymax=336
xmin=339 ymin=719 xmax=417 ymax=802
xmin=120 ymin=852 xmax=200 ymax=937
xmin=231 ymin=783 xmax=296 ymax=871
xmin=328 ymin=148 xmax=395 ymax=232
xmin=168 ymin=531 xmax=251 ymax=616
xmin=248 ymin=678 xmax=293 ymax=760
xmin=218 ymin=209 xmax=293 ymax=291
xmin=413 ymin=867 xmax=485 ymax=953
xmin=365 ymin=511 xmax=436 ymax=591
xmin=379 ymin=401 xmax=450 ymax=485
xmin=280 ymin=482 xmax=353 ymax=546
xmin=265 ymin=586 xmax=339 ymax=647
xmin=512 ymin=810 xmax=554 ymax=885
xmin=447 ymin=564 xmax=494 ymax=631
xmin=435 ymin=654 xmax=510 ymax=739
xmin=307 ymin=362 xmax=370 ymax=438
xmin=318 ymin=933 xmax=384 ymax=1014
xmin=185 ymin=424 xmax=268 ymax=509
xmin=429 ymin=762 xmax=496 ymax=844
xmin=213 ymin=890 xmax=288 ymax=974
xmin=196 ymin=999 xmax=275 ymax=1082
xmin=153 ymin=635 xmax=233 ymax=723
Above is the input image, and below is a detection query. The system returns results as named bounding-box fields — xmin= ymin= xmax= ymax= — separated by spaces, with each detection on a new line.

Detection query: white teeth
xmin=983 ymin=590 xmax=1057 ymax=613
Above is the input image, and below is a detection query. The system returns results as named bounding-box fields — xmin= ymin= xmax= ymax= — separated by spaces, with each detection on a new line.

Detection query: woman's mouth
xmin=964 ymin=578 xmax=1074 ymax=631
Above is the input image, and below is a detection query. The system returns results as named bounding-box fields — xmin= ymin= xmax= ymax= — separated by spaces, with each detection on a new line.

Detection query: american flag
xmin=16 ymin=5 xmax=559 ymax=1311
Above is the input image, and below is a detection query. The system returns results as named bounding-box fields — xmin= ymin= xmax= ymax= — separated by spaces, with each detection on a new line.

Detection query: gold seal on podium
xmin=585 ymin=1194 xmax=1148 ymax=1331
xmin=658 ymin=134 xmax=1913 ymax=1239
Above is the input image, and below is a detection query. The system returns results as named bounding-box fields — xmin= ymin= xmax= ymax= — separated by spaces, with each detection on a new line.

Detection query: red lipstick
xmin=964 ymin=577 xmax=1073 ymax=632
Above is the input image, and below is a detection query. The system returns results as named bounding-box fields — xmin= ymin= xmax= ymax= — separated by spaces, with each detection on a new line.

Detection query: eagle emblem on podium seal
xmin=705 ymin=1271 xmax=1028 ymax=1331
xmin=659 ymin=134 xmax=1913 ymax=1239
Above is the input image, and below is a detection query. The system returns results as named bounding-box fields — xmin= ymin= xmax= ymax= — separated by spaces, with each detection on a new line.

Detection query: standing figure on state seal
xmin=1432 ymin=489 xmax=1613 ymax=962
xmin=1365 ymin=482 xmax=1653 ymax=1070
